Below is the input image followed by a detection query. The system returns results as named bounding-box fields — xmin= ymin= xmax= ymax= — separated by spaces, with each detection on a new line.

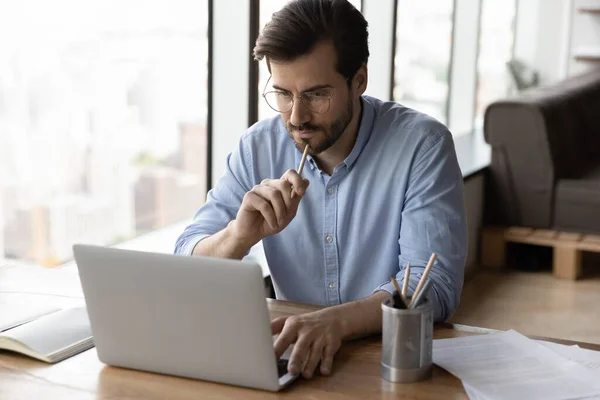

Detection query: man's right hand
xmin=228 ymin=169 xmax=310 ymax=246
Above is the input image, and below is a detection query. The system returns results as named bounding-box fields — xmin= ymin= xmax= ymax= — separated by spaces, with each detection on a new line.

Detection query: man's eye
xmin=275 ymin=91 xmax=292 ymax=98
xmin=306 ymin=92 xmax=327 ymax=99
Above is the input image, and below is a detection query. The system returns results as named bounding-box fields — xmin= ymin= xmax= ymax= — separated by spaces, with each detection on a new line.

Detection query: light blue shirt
xmin=175 ymin=96 xmax=467 ymax=322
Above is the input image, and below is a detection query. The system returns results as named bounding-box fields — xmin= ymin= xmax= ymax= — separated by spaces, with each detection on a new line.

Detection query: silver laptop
xmin=73 ymin=244 xmax=297 ymax=392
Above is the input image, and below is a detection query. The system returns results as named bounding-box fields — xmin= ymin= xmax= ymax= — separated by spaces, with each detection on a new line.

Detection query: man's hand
xmin=272 ymin=308 xmax=345 ymax=379
xmin=271 ymin=291 xmax=390 ymax=379
xmin=193 ymin=169 xmax=309 ymax=259
xmin=229 ymin=169 xmax=309 ymax=245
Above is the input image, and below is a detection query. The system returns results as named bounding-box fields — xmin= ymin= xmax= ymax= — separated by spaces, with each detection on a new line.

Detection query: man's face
xmin=268 ymin=41 xmax=355 ymax=155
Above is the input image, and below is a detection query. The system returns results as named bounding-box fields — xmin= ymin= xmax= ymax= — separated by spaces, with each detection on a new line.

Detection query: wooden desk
xmin=2 ymin=264 xmax=600 ymax=399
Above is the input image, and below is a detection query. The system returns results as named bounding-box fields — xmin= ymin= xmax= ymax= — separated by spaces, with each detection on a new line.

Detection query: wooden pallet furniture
xmin=482 ymin=227 xmax=600 ymax=279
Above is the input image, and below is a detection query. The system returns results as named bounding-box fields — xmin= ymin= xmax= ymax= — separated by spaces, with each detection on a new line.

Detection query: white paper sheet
xmin=462 ymin=341 xmax=600 ymax=400
xmin=537 ymin=340 xmax=579 ymax=352
xmin=572 ymin=348 xmax=600 ymax=372
xmin=463 ymin=382 xmax=490 ymax=400
xmin=538 ymin=342 xmax=600 ymax=373
xmin=434 ymin=330 xmax=600 ymax=400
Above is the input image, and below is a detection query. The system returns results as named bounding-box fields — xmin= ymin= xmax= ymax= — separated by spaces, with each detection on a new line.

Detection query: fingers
xmin=262 ymin=179 xmax=293 ymax=210
xmin=243 ymin=174 xmax=308 ymax=232
xmin=242 ymin=191 xmax=278 ymax=230
xmin=302 ymin=339 xmax=325 ymax=379
xmin=272 ymin=314 xmax=339 ymax=379
xmin=273 ymin=318 xmax=299 ymax=360
xmin=271 ymin=316 xmax=287 ymax=335
xmin=251 ymin=184 xmax=287 ymax=225
xmin=320 ymin=344 xmax=336 ymax=376
xmin=282 ymin=169 xmax=309 ymax=197
xmin=290 ymin=178 xmax=310 ymax=200
xmin=288 ymin=334 xmax=311 ymax=376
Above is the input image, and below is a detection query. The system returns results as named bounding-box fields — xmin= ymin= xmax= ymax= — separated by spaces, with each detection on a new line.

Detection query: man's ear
xmin=354 ymin=64 xmax=368 ymax=96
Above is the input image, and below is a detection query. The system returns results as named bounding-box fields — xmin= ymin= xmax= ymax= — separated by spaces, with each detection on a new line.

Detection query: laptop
xmin=73 ymin=244 xmax=297 ymax=392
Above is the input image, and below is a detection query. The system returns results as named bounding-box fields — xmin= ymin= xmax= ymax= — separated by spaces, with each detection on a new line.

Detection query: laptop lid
xmin=73 ymin=244 xmax=285 ymax=391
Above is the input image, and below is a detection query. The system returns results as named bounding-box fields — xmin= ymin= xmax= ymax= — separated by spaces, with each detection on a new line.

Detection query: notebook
xmin=0 ymin=302 xmax=61 ymax=332
xmin=0 ymin=307 xmax=94 ymax=363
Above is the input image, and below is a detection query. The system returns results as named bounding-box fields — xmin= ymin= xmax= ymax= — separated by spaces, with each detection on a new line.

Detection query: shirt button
xmin=329 ymin=281 xmax=335 ymax=288
xmin=327 ymin=187 xmax=335 ymax=194
xmin=325 ymin=235 xmax=333 ymax=243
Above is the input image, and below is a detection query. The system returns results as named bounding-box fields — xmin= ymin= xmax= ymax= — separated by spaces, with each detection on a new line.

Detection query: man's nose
xmin=289 ymin=98 xmax=311 ymax=127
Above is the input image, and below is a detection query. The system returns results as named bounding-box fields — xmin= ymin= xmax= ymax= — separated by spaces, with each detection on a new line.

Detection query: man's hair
xmin=253 ymin=0 xmax=369 ymax=82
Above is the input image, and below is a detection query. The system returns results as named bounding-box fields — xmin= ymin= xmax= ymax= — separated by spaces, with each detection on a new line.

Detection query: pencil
xmin=401 ymin=262 xmax=410 ymax=300
xmin=390 ymin=276 xmax=407 ymax=309
xmin=291 ymin=143 xmax=310 ymax=199
xmin=411 ymin=278 xmax=433 ymax=309
xmin=408 ymin=253 xmax=437 ymax=308
xmin=391 ymin=276 xmax=402 ymax=294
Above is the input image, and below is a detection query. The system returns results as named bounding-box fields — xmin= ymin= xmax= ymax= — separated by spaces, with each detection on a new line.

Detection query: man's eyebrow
xmin=271 ymin=84 xmax=334 ymax=93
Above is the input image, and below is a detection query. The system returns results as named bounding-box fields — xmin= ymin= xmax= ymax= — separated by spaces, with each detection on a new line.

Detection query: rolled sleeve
xmin=175 ymin=234 xmax=210 ymax=256
xmin=174 ymin=135 xmax=255 ymax=256
xmin=376 ymin=130 xmax=467 ymax=322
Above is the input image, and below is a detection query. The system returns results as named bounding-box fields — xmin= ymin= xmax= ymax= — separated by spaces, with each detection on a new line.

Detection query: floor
xmin=450 ymin=263 xmax=600 ymax=345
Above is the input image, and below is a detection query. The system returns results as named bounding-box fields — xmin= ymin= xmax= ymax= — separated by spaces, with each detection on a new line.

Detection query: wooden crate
xmin=481 ymin=226 xmax=600 ymax=279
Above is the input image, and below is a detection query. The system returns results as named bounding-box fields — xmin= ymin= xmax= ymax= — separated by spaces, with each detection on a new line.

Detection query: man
xmin=175 ymin=0 xmax=467 ymax=380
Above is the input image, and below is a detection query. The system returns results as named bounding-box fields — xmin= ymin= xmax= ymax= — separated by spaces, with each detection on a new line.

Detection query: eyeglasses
xmin=262 ymin=76 xmax=338 ymax=114
xmin=263 ymin=90 xmax=333 ymax=114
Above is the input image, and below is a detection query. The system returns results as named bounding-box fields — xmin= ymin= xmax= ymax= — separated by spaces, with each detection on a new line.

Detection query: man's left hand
xmin=271 ymin=308 xmax=346 ymax=379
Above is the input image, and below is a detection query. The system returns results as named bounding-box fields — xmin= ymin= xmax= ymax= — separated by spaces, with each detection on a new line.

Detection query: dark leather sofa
xmin=484 ymin=69 xmax=600 ymax=235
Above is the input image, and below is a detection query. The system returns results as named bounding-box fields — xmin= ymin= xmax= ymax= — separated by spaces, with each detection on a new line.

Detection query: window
xmin=257 ymin=0 xmax=362 ymax=121
xmin=474 ymin=0 xmax=516 ymax=126
xmin=393 ymin=0 xmax=454 ymax=125
xmin=0 ymin=0 xmax=209 ymax=266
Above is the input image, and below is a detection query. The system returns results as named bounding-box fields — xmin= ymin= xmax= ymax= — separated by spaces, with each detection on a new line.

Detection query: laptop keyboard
xmin=277 ymin=358 xmax=289 ymax=377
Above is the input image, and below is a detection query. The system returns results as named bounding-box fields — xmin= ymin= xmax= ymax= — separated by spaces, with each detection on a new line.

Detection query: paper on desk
xmin=462 ymin=341 xmax=600 ymax=400
xmin=573 ymin=348 xmax=600 ymax=372
xmin=463 ymin=382 xmax=490 ymax=400
xmin=537 ymin=340 xmax=579 ymax=352
xmin=434 ymin=330 xmax=600 ymax=400
xmin=462 ymin=383 xmax=600 ymax=400
xmin=539 ymin=342 xmax=600 ymax=373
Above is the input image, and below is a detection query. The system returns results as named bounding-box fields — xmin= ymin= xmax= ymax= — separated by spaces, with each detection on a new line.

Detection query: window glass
xmin=0 ymin=0 xmax=209 ymax=266
xmin=393 ymin=0 xmax=454 ymax=124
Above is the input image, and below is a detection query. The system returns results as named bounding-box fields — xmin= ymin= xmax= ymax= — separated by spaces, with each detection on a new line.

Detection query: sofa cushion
xmin=554 ymin=165 xmax=600 ymax=234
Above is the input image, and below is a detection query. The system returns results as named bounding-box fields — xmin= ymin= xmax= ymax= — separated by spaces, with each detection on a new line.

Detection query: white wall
xmin=362 ymin=0 xmax=395 ymax=101
xmin=448 ymin=0 xmax=481 ymax=134
xmin=212 ymin=0 xmax=251 ymax=185
xmin=0 ymin=190 xmax=4 ymax=260
xmin=514 ymin=0 xmax=573 ymax=84
xmin=567 ymin=0 xmax=600 ymax=76
xmin=514 ymin=0 xmax=600 ymax=84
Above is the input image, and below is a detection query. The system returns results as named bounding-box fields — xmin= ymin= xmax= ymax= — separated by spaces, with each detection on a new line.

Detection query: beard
xmin=286 ymin=96 xmax=354 ymax=155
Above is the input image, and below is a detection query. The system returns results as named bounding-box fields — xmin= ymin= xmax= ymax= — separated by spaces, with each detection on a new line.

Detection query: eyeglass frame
xmin=261 ymin=75 xmax=350 ymax=114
